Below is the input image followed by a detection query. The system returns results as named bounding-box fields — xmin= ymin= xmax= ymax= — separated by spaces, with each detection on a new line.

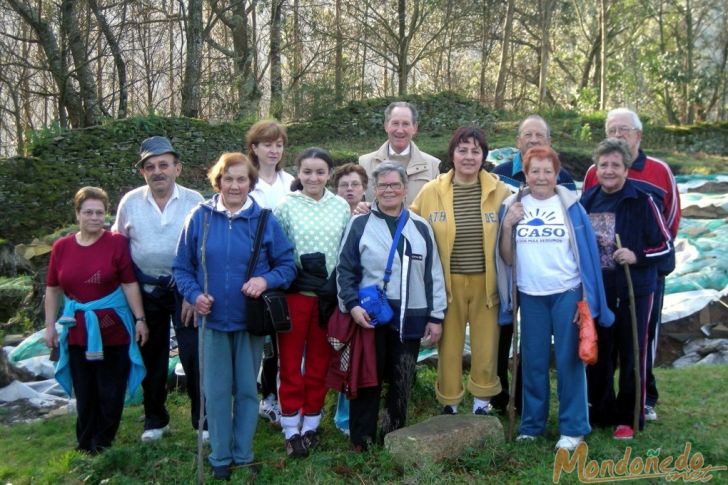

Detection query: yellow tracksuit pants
xmin=436 ymin=272 xmax=501 ymax=405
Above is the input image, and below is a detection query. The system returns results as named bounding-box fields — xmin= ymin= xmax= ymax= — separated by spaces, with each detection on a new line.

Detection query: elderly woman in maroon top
xmin=44 ymin=187 xmax=148 ymax=454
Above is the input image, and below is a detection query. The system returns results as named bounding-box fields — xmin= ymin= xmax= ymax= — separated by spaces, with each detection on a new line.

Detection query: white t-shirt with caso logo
xmin=514 ymin=194 xmax=581 ymax=295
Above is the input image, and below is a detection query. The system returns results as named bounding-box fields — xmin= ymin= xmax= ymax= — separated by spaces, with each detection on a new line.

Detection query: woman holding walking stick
xmin=496 ymin=146 xmax=612 ymax=451
xmin=581 ymin=139 xmax=672 ymax=440
xmin=174 ymin=153 xmax=296 ymax=480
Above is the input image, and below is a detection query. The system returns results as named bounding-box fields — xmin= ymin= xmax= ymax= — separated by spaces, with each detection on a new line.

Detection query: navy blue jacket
xmin=581 ymin=180 xmax=672 ymax=297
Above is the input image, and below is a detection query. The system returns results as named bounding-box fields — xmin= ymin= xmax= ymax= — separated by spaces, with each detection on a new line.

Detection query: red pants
xmin=277 ymin=293 xmax=332 ymax=416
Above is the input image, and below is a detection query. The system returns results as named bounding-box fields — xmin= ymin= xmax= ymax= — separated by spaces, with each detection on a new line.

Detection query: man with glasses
xmin=359 ymin=101 xmax=441 ymax=204
xmin=113 ymin=136 xmax=205 ymax=442
xmin=583 ymin=108 xmax=680 ymax=424
xmin=490 ymin=114 xmax=577 ymax=192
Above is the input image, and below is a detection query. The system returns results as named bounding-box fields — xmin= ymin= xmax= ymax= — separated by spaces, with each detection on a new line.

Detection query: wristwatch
xmin=135 ymin=316 xmax=146 ymax=323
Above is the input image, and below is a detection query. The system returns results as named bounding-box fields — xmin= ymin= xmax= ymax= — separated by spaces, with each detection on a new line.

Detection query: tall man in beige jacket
xmin=359 ymin=102 xmax=441 ymax=204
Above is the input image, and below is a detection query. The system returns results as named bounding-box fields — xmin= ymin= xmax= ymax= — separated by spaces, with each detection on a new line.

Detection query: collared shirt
xmin=388 ymin=143 xmax=411 ymax=157
xmin=215 ymin=195 xmax=253 ymax=217
xmin=113 ymin=183 xmax=203 ymax=278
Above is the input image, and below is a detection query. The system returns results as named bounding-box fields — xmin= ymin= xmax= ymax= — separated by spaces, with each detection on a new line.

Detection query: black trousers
xmin=260 ymin=338 xmax=279 ymax=399
xmin=587 ymin=292 xmax=652 ymax=430
xmin=69 ymin=345 xmax=130 ymax=452
xmin=141 ymin=293 xmax=172 ymax=430
xmin=175 ymin=322 xmax=206 ymax=430
xmin=349 ymin=326 xmax=420 ymax=447
xmin=645 ymin=276 xmax=665 ymax=407
xmin=493 ymin=323 xmax=522 ymax=414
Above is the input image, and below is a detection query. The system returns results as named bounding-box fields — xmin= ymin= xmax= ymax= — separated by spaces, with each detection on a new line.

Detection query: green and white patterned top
xmin=273 ymin=189 xmax=351 ymax=276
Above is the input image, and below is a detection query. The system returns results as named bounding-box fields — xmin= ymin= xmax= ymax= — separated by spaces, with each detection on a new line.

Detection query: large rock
xmin=657 ymin=298 xmax=728 ymax=366
xmin=384 ymin=414 xmax=504 ymax=465
xmin=672 ymin=338 xmax=728 ymax=368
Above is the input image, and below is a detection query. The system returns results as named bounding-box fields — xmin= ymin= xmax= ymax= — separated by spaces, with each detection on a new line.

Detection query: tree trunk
xmin=88 ymin=0 xmax=128 ymax=119
xmin=657 ymin=2 xmax=680 ymax=124
xmin=334 ymin=0 xmax=343 ymax=105
xmin=168 ymin=0 xmax=176 ymax=113
xmin=6 ymin=0 xmax=86 ymax=127
xmin=537 ymin=0 xmax=555 ymax=107
xmin=181 ymin=0 xmax=203 ymax=118
xmin=61 ymin=0 xmax=102 ymax=126
xmin=230 ymin=0 xmax=260 ymax=119
xmin=495 ymin=0 xmax=514 ymax=110
xmin=397 ymin=0 xmax=408 ymax=96
xmin=684 ymin=0 xmax=694 ymax=124
xmin=359 ymin=1 xmax=369 ymax=100
xmin=269 ymin=0 xmax=283 ymax=119
xmin=291 ymin=0 xmax=302 ymax=118
xmin=599 ymin=0 xmax=607 ymax=110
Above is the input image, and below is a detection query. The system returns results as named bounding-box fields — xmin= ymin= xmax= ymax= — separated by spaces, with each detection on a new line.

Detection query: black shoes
xmin=442 ymin=405 xmax=457 ymax=415
xmin=211 ymin=464 xmax=231 ymax=481
xmin=302 ymin=430 xmax=320 ymax=450
xmin=286 ymin=434 xmax=309 ymax=458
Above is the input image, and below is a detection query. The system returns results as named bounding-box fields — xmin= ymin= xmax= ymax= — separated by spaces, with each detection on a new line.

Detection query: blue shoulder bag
xmin=358 ymin=210 xmax=408 ymax=326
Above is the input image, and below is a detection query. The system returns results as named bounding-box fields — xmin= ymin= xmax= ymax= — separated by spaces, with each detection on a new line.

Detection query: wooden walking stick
xmin=616 ymin=234 xmax=641 ymax=435
xmin=197 ymin=213 xmax=210 ymax=485
xmin=507 ymin=187 xmax=525 ymax=442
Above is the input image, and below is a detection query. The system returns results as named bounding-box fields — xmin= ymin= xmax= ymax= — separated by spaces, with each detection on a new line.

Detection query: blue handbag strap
xmin=383 ymin=209 xmax=408 ymax=291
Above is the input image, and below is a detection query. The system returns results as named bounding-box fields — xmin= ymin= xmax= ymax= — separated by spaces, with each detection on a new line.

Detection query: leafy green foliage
xmin=287 ymin=91 xmax=498 ymax=143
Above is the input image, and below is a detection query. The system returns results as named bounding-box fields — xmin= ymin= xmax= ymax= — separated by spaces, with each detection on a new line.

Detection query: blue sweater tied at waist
xmin=55 ymin=286 xmax=146 ymax=398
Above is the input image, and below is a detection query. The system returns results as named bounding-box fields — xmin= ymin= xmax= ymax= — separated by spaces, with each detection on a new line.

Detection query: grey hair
xmin=518 ymin=114 xmax=551 ymax=138
xmin=606 ymin=108 xmax=643 ymax=132
xmin=592 ymin=138 xmax=633 ymax=168
xmin=372 ymin=161 xmax=408 ymax=186
xmin=384 ymin=102 xmax=419 ymax=125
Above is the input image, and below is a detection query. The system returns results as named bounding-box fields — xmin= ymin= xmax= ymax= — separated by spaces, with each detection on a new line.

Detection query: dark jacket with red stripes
xmin=581 ymin=179 xmax=673 ymax=298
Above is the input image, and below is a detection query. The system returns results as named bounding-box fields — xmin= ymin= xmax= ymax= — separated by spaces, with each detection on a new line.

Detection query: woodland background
xmin=0 ymin=0 xmax=727 ymax=157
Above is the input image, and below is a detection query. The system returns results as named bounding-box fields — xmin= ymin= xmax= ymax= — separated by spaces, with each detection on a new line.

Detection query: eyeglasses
xmin=337 ymin=182 xmax=362 ymax=189
xmin=607 ymin=126 xmax=639 ymax=136
xmin=80 ymin=210 xmax=105 ymax=217
xmin=519 ymin=131 xmax=547 ymax=140
xmin=376 ymin=182 xmax=403 ymax=192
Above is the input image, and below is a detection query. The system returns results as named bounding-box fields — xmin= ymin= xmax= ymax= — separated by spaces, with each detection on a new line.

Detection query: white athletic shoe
xmin=259 ymin=395 xmax=281 ymax=425
xmin=555 ymin=435 xmax=583 ymax=451
xmin=645 ymin=405 xmax=658 ymax=421
xmin=141 ymin=425 xmax=170 ymax=442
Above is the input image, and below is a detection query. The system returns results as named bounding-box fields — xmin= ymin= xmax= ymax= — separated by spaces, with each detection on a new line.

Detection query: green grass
xmin=1 ymin=365 xmax=727 ymax=484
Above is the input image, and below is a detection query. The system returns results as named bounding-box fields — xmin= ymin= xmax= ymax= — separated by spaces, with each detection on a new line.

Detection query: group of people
xmin=43 ymin=101 xmax=678 ymax=479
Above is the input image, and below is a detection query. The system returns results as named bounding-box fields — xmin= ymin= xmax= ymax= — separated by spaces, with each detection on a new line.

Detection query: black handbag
xmin=245 ymin=209 xmax=292 ymax=336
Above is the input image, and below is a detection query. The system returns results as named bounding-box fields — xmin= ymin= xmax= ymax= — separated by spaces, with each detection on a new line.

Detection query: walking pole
xmin=507 ymin=187 xmax=524 ymax=442
xmin=197 ymin=213 xmax=210 ymax=485
xmin=616 ymin=234 xmax=641 ymax=435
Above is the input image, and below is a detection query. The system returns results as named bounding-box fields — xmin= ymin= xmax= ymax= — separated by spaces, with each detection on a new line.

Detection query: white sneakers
xmin=141 ymin=425 xmax=170 ymax=442
xmin=517 ymin=433 xmax=584 ymax=451
xmin=555 ymin=435 xmax=583 ymax=451
xmin=259 ymin=394 xmax=282 ymax=425
xmin=645 ymin=405 xmax=658 ymax=421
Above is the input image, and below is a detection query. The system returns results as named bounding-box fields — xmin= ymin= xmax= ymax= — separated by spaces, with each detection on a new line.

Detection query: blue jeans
xmin=203 ymin=328 xmax=263 ymax=466
xmin=519 ymin=287 xmax=591 ymax=437
xmin=334 ymin=392 xmax=350 ymax=434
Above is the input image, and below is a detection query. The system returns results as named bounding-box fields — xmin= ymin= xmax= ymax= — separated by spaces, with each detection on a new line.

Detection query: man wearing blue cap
xmin=113 ymin=136 xmax=205 ymax=442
